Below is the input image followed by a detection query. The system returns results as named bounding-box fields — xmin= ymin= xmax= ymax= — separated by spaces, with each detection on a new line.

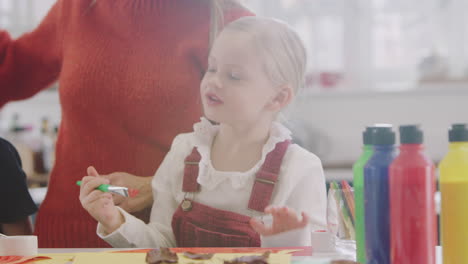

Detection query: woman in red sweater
xmin=0 ymin=0 xmax=253 ymax=248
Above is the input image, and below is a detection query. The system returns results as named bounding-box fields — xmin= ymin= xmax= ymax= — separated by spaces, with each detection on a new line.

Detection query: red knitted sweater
xmin=0 ymin=0 xmax=252 ymax=248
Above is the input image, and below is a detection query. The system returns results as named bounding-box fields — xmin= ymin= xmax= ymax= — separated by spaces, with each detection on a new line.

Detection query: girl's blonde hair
xmin=223 ymin=17 xmax=307 ymax=93
xmin=209 ymin=0 xmax=245 ymax=47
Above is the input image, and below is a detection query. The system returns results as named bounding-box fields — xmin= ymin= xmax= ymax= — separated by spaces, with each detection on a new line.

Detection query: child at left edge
xmin=79 ymin=16 xmax=327 ymax=248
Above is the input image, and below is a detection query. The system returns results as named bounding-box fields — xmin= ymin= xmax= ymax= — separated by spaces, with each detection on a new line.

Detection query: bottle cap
xmin=399 ymin=125 xmax=423 ymax=144
xmin=449 ymin=124 xmax=468 ymax=142
xmin=370 ymin=124 xmax=395 ymax=145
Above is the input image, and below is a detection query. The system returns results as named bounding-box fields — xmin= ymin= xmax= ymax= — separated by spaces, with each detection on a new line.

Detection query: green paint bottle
xmin=353 ymin=126 xmax=374 ymax=263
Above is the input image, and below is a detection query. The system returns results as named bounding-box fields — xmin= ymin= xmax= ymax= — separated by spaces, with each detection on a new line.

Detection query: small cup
xmin=0 ymin=235 xmax=38 ymax=256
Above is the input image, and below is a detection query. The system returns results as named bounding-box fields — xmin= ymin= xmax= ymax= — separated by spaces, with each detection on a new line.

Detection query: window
xmin=0 ymin=0 xmax=53 ymax=38
xmin=244 ymin=0 xmax=468 ymax=92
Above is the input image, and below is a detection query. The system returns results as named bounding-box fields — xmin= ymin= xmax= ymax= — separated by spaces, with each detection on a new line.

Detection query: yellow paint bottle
xmin=439 ymin=124 xmax=468 ymax=264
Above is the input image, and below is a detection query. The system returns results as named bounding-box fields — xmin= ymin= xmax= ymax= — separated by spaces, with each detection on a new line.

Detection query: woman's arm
xmin=0 ymin=0 xmax=65 ymax=107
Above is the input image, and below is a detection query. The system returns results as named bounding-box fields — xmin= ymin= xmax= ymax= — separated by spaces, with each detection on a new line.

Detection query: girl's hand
xmin=93 ymin=168 xmax=154 ymax=214
xmin=249 ymin=206 xmax=309 ymax=236
xmin=79 ymin=167 xmax=124 ymax=234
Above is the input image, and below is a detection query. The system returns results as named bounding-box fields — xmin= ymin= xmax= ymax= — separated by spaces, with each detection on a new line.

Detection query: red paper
xmin=0 ymin=256 xmax=50 ymax=264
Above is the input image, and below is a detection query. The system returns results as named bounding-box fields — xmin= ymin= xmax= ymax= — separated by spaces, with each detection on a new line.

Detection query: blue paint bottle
xmin=364 ymin=125 xmax=397 ymax=264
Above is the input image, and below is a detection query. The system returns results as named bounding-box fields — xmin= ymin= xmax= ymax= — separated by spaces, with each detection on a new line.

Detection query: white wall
xmin=285 ymin=86 xmax=468 ymax=166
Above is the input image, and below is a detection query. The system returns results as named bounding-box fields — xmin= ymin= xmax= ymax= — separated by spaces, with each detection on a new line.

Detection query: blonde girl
xmin=80 ymin=16 xmax=326 ymax=248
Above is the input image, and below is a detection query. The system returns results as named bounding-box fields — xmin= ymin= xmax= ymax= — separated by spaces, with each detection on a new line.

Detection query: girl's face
xmin=200 ymin=30 xmax=279 ymax=127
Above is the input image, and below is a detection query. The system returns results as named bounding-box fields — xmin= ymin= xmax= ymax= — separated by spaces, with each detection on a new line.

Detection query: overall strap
xmin=248 ymin=140 xmax=291 ymax=212
xmin=182 ymin=147 xmax=202 ymax=192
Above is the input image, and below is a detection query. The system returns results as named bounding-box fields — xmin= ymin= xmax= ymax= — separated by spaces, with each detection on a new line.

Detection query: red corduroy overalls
xmin=171 ymin=140 xmax=291 ymax=247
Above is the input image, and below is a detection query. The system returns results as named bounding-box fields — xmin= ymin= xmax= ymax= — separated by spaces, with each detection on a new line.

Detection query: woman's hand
xmin=88 ymin=166 xmax=154 ymax=213
xmin=249 ymin=206 xmax=309 ymax=236
xmin=79 ymin=167 xmax=124 ymax=234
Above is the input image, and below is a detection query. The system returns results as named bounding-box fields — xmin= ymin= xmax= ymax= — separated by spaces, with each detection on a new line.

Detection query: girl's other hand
xmin=79 ymin=166 xmax=124 ymax=234
xmin=249 ymin=206 xmax=309 ymax=236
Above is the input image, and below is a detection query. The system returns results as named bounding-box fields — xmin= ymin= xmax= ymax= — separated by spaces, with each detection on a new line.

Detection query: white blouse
xmin=97 ymin=118 xmax=327 ymax=248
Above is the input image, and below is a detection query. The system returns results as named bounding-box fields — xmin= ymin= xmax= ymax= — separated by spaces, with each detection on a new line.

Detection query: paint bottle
xmin=353 ymin=126 xmax=374 ymax=263
xmin=439 ymin=124 xmax=468 ymax=264
xmin=364 ymin=125 xmax=396 ymax=264
xmin=389 ymin=125 xmax=436 ymax=264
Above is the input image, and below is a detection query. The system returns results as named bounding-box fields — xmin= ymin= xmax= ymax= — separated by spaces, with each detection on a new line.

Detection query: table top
xmin=38 ymin=247 xmax=443 ymax=263
xmin=37 ymin=248 xmax=347 ymax=263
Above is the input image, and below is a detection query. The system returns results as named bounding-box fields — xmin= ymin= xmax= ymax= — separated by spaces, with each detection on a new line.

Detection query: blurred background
xmin=1 ymin=0 xmax=467 ymax=197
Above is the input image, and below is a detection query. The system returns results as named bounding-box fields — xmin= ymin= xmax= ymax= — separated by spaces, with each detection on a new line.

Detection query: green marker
xmin=76 ymin=180 xmax=129 ymax=197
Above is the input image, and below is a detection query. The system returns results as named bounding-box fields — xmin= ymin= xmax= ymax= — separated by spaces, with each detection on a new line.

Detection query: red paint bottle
xmin=389 ymin=125 xmax=436 ymax=264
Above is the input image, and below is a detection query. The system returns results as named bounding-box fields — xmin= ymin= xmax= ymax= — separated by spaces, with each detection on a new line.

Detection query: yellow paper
xmin=37 ymin=253 xmax=75 ymax=264
xmin=70 ymin=252 xmax=290 ymax=264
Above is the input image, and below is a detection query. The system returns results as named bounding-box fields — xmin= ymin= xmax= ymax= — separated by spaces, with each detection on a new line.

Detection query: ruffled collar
xmin=191 ymin=117 xmax=292 ymax=190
